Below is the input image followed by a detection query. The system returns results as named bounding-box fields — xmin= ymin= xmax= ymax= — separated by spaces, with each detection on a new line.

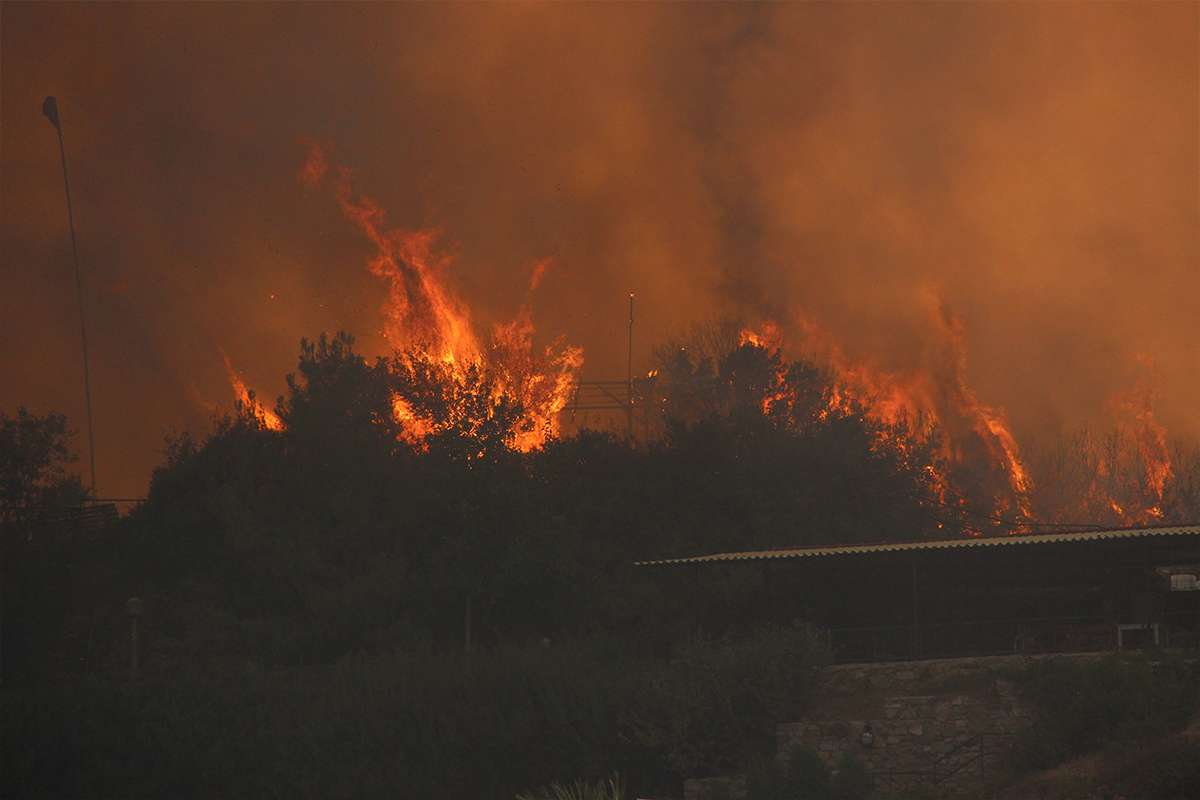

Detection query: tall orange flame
xmin=221 ymin=352 xmax=284 ymax=431
xmin=742 ymin=307 xmax=1186 ymax=532
xmin=226 ymin=144 xmax=582 ymax=451
xmin=744 ymin=302 xmax=1033 ymax=528
xmin=1081 ymin=355 xmax=1172 ymax=525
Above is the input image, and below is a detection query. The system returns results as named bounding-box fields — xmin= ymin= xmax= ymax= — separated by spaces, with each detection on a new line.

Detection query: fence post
xmin=980 ymin=735 xmax=986 ymax=784
xmin=910 ymin=558 xmax=921 ymax=659
xmin=464 ymin=593 xmax=473 ymax=657
xmin=126 ymin=597 xmax=143 ymax=680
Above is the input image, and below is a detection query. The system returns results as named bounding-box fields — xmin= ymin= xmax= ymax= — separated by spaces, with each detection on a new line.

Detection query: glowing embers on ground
xmin=224 ymin=145 xmax=582 ymax=452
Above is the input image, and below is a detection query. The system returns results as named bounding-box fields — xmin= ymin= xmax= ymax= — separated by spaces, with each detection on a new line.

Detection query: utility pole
xmin=464 ymin=593 xmax=473 ymax=658
xmin=126 ymin=597 xmax=143 ymax=680
xmin=568 ymin=293 xmax=641 ymax=439
xmin=627 ymin=292 xmax=634 ymax=442
xmin=43 ymin=96 xmax=97 ymax=496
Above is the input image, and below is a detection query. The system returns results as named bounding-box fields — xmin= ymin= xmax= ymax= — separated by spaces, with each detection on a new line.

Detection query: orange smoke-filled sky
xmin=2 ymin=2 xmax=1197 ymax=499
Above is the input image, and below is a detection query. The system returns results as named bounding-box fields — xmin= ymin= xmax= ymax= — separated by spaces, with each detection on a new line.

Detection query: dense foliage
xmin=743 ymin=745 xmax=873 ymax=800
xmin=0 ymin=407 xmax=87 ymax=525
xmin=7 ymin=331 xmax=1196 ymax=798
xmin=516 ymin=775 xmax=627 ymax=800
xmin=68 ymin=331 xmax=947 ymax=672
xmin=1011 ymin=654 xmax=1200 ymax=771
xmin=3 ymin=627 xmax=827 ymax=799
xmin=1101 ymin=732 xmax=1200 ymax=800
xmin=5 ymin=331 xmax=928 ymax=797
xmin=1 ymin=408 xmax=90 ymax=684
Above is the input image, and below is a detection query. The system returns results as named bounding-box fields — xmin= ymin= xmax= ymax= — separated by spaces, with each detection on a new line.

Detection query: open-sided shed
xmin=637 ymin=525 xmax=1200 ymax=661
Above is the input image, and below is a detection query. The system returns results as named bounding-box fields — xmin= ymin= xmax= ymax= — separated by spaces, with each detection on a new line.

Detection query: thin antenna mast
xmin=627 ymin=292 xmax=634 ymax=441
xmin=43 ymin=96 xmax=97 ymax=496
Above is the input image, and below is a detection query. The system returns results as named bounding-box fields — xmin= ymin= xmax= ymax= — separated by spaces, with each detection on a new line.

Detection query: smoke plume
xmin=1 ymin=3 xmax=1196 ymax=498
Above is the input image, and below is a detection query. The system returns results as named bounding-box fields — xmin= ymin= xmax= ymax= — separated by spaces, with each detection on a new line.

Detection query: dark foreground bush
xmin=622 ymin=625 xmax=830 ymax=780
xmin=745 ymin=744 xmax=833 ymax=800
xmin=1011 ymin=653 xmax=1200 ymax=771
xmin=516 ymin=774 xmax=626 ymax=800
xmin=830 ymin=753 xmax=873 ymax=800
xmin=1104 ymin=733 xmax=1200 ymax=799
xmin=3 ymin=625 xmax=828 ymax=800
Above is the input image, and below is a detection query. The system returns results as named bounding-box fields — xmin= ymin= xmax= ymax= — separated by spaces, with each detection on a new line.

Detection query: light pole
xmin=43 ymin=96 xmax=97 ymax=496
xmin=126 ymin=597 xmax=143 ymax=680
xmin=627 ymin=292 xmax=634 ymax=441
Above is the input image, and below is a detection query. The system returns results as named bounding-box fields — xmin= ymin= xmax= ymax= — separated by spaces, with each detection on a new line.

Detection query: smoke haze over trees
xmin=4 ymin=5 xmax=1198 ymax=797
xmin=2 ymin=3 xmax=1197 ymax=498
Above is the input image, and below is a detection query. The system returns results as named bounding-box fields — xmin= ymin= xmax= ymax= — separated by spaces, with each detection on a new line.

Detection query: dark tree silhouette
xmin=0 ymin=407 xmax=87 ymax=524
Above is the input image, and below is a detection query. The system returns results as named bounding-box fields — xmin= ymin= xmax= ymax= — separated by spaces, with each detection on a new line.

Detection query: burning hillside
xmin=222 ymin=352 xmax=284 ymax=432
xmin=219 ymin=139 xmax=1188 ymax=532
xmin=226 ymin=146 xmax=583 ymax=452
xmin=224 ymin=146 xmax=1182 ymax=532
xmin=738 ymin=309 xmax=1177 ymax=531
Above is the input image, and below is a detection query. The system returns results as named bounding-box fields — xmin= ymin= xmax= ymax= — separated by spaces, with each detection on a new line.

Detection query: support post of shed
xmin=464 ymin=593 xmax=473 ymax=657
xmin=911 ymin=557 xmax=921 ymax=659
xmin=762 ymin=560 xmax=773 ymax=610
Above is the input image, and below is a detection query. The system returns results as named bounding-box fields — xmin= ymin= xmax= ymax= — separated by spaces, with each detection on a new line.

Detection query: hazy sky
xmin=2 ymin=2 xmax=1197 ymax=498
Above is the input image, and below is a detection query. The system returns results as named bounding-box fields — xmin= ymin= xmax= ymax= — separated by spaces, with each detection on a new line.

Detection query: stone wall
xmin=774 ymin=656 xmax=1039 ymax=794
xmin=776 ymin=693 xmax=1025 ymax=791
xmin=677 ymin=653 xmax=1192 ymax=800
xmin=776 ymin=681 xmax=1028 ymax=772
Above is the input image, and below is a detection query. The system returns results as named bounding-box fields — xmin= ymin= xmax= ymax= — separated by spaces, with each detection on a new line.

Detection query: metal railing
xmin=874 ymin=731 xmax=1018 ymax=793
xmin=1 ymin=502 xmax=122 ymax=546
xmin=830 ymin=613 xmax=1200 ymax=663
xmin=931 ymin=732 xmax=1018 ymax=786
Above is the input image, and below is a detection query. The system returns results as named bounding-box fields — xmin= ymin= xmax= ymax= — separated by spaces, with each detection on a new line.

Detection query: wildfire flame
xmin=1076 ymin=355 xmax=1173 ymax=526
xmin=740 ymin=306 xmax=1185 ymax=532
xmin=222 ymin=352 xmax=284 ymax=431
xmin=225 ymin=144 xmax=582 ymax=451
xmin=743 ymin=302 xmax=1033 ymax=528
xmin=1116 ymin=357 xmax=1172 ymax=508
xmin=739 ymin=320 xmax=783 ymax=352
xmin=221 ymin=145 xmax=1176 ymax=524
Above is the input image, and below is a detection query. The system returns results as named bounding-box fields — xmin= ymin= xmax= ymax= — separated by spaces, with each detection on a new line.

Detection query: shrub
xmin=1011 ymin=654 xmax=1200 ymax=771
xmin=1104 ymin=734 xmax=1200 ymax=799
xmin=516 ymin=774 xmax=626 ymax=800
xmin=869 ymin=788 xmax=941 ymax=800
xmin=745 ymin=755 xmax=790 ymax=800
xmin=623 ymin=624 xmax=830 ymax=780
xmin=2 ymin=627 xmax=829 ymax=800
xmin=830 ymin=752 xmax=873 ymax=800
xmin=745 ymin=745 xmax=835 ymax=800
xmin=784 ymin=744 xmax=832 ymax=799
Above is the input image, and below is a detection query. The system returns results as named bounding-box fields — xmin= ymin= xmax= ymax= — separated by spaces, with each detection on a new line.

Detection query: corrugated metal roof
xmin=634 ymin=524 xmax=1200 ymax=566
